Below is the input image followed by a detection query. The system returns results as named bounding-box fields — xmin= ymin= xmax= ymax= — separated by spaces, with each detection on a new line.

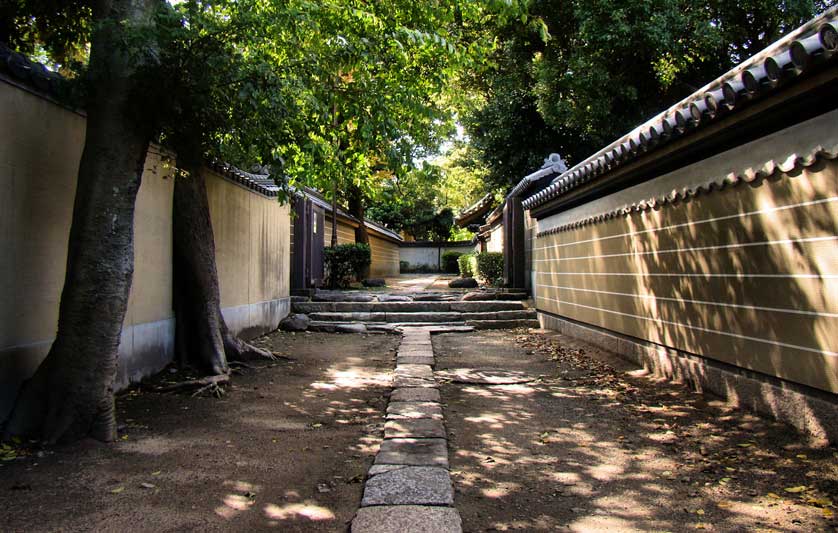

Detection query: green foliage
xmin=449 ymin=225 xmax=475 ymax=241
xmin=0 ymin=0 xmax=92 ymax=73
xmin=399 ymin=260 xmax=409 ymax=272
xmin=366 ymin=163 xmax=457 ymax=241
xmin=458 ymin=253 xmax=477 ymax=278
xmin=475 ymin=252 xmax=504 ymax=287
xmin=324 ymin=243 xmax=371 ymax=288
xmin=459 ymin=0 xmax=829 ymax=191
xmin=441 ymin=251 xmax=463 ymax=273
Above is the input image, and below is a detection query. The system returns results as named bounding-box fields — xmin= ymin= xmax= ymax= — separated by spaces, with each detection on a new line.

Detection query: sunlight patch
xmin=263 ymin=502 xmax=336 ymax=521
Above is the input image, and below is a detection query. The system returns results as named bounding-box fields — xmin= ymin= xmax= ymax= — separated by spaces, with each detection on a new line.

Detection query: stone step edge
xmin=293 ymin=301 xmax=527 ymax=313
xmin=308 ymin=320 xmax=538 ymax=331
xmin=307 ymin=310 xmax=537 ymax=322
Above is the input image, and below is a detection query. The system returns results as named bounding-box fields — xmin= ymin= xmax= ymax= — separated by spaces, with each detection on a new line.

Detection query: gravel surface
xmin=0 ymin=331 xmax=399 ymax=532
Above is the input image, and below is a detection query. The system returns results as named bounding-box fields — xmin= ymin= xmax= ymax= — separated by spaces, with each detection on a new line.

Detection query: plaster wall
xmin=324 ymin=218 xmax=356 ymax=245
xmin=532 ymin=111 xmax=838 ymax=395
xmin=486 ymin=223 xmax=504 ymax=253
xmin=524 ymin=210 xmax=536 ymax=292
xmin=399 ymin=244 xmax=475 ymax=271
xmin=369 ymin=234 xmax=400 ymax=277
xmin=0 ymin=79 xmax=291 ymax=419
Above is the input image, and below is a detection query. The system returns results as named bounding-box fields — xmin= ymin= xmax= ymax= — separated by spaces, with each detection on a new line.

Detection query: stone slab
xmin=376 ymin=295 xmax=414 ymax=302
xmin=393 ymin=376 xmax=439 ymax=389
xmin=449 ymin=301 xmax=524 ymax=312
xmin=314 ymin=291 xmax=376 ymax=302
xmin=333 ymin=302 xmax=375 ymax=312
xmin=385 ymin=418 xmax=446 ymax=439
xmin=351 ymin=505 xmax=462 ymax=533
xmin=336 ymin=323 xmax=368 ymax=334
xmin=399 ymin=338 xmax=432 ymax=345
xmin=386 ymin=312 xmax=461 ymax=323
xmin=367 ymin=464 xmax=406 ymax=477
xmin=375 ymin=438 xmax=448 ymax=467
xmin=398 ymin=349 xmax=433 ymax=358
xmin=387 ymin=402 xmax=443 ymax=420
xmin=394 ymin=364 xmax=433 ymax=379
xmin=396 ymin=355 xmax=435 ymax=366
xmin=361 ymin=466 xmax=453 ymax=506
xmin=391 ymin=388 xmax=440 ymax=402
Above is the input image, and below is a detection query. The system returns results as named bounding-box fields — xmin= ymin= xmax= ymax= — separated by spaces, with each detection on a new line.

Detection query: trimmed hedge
xmin=441 ymin=251 xmax=463 ymax=273
xmin=324 ymin=243 xmax=371 ymax=288
xmin=457 ymin=253 xmax=476 ymax=278
xmin=475 ymin=252 xmax=504 ymax=287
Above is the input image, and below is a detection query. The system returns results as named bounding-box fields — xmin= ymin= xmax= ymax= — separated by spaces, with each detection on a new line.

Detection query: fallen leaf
xmin=823 ymin=508 xmax=834 ymax=518
xmin=783 ymin=486 xmax=807 ymax=493
xmin=695 ymin=509 xmax=705 ymax=515
xmin=806 ymin=497 xmax=832 ymax=507
xmin=140 ymin=482 xmax=156 ymax=489
xmin=151 ymin=471 xmax=161 ymax=476
xmin=737 ymin=443 xmax=752 ymax=448
xmin=110 ymin=487 xmax=125 ymax=494
xmin=795 ymin=454 xmax=807 ymax=459
xmin=767 ymin=492 xmax=782 ymax=499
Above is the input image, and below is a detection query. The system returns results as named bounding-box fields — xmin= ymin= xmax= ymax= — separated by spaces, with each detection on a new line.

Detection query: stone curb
xmin=361 ymin=466 xmax=454 ymax=506
xmin=352 ymin=327 xmax=463 ymax=533
xmin=351 ymin=505 xmax=462 ymax=533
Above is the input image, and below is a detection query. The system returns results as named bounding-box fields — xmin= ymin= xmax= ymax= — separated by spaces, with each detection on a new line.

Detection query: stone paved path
xmin=351 ymin=327 xmax=466 ymax=533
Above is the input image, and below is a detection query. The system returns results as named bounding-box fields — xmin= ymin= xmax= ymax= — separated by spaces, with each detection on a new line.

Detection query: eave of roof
xmin=299 ymin=187 xmax=402 ymax=242
xmin=454 ymin=193 xmax=495 ymax=227
xmin=210 ymin=162 xmax=281 ymax=197
xmin=0 ymin=43 xmax=72 ymax=111
xmin=523 ymin=10 xmax=838 ymax=212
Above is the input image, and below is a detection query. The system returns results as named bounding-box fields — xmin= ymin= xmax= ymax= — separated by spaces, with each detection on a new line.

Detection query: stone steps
xmin=287 ymin=289 xmax=535 ymax=334
xmin=308 ymin=309 xmax=536 ymax=324
xmin=292 ymin=300 xmax=526 ymax=314
xmin=308 ymin=318 xmax=538 ymax=332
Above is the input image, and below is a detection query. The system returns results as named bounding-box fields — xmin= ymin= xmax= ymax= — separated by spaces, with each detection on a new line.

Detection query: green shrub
xmin=441 ymin=251 xmax=463 ymax=273
xmin=458 ymin=253 xmax=476 ymax=278
xmin=399 ymin=260 xmax=409 ymax=272
xmin=475 ymin=252 xmax=504 ymax=287
xmin=325 ymin=243 xmax=371 ymax=288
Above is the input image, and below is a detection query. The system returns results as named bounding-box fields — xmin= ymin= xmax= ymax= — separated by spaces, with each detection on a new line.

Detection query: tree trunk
xmin=330 ymin=179 xmax=338 ymax=248
xmin=172 ymin=167 xmax=272 ymax=374
xmin=347 ymin=183 xmax=369 ymax=246
xmin=2 ymin=0 xmax=160 ymax=444
xmin=347 ymin=183 xmax=370 ymax=280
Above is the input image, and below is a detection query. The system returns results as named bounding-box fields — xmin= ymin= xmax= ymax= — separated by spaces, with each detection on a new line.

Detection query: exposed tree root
xmin=154 ymin=374 xmax=230 ymax=398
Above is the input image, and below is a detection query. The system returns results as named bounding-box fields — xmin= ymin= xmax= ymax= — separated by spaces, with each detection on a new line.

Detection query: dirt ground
xmin=434 ymin=330 xmax=838 ymax=533
xmin=0 ymin=332 xmax=399 ymax=533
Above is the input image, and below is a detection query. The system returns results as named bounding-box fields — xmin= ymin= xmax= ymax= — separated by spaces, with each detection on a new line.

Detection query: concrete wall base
xmin=0 ymin=296 xmax=290 ymax=421
xmin=538 ymin=311 xmax=838 ymax=445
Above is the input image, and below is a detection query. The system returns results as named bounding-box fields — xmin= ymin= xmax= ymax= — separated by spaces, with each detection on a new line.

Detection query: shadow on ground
xmin=434 ymin=330 xmax=838 ymax=533
xmin=0 ymin=332 xmax=399 ymax=532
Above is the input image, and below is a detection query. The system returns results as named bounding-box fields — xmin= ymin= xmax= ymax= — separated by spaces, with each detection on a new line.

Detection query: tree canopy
xmin=456 ymin=0 xmax=833 ymax=193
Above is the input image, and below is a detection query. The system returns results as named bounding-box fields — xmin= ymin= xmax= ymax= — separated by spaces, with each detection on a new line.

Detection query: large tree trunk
xmin=2 ymin=0 xmax=160 ymax=444
xmin=347 ymin=183 xmax=370 ymax=280
xmin=347 ymin=183 xmax=369 ymax=245
xmin=172 ymin=168 xmax=272 ymax=374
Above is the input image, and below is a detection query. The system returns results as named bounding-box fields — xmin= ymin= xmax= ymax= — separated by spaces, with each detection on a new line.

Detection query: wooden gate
xmin=291 ymin=196 xmax=325 ymax=290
